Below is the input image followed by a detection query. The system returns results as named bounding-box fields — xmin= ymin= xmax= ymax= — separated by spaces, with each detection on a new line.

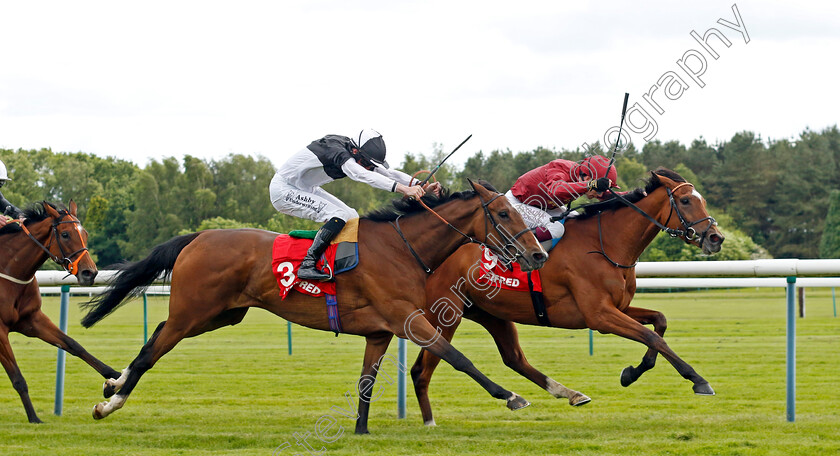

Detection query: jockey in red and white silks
xmin=506 ymin=155 xmax=620 ymax=242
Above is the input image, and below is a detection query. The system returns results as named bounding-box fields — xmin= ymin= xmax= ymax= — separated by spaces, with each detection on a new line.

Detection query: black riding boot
xmin=297 ymin=217 xmax=346 ymax=282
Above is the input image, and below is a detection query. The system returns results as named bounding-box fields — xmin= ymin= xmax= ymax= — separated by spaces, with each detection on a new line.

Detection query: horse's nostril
xmin=533 ymin=252 xmax=546 ymax=263
xmin=80 ymin=270 xmax=97 ymax=284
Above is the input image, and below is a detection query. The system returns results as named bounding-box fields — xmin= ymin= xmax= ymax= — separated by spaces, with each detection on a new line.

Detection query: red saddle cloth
xmin=272 ymin=234 xmax=339 ymax=299
xmin=477 ymin=246 xmax=542 ymax=293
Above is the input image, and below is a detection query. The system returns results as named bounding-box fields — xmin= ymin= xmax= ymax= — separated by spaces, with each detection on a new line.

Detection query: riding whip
xmin=419 ymin=134 xmax=472 ymax=186
xmin=607 ymin=93 xmax=630 ymax=171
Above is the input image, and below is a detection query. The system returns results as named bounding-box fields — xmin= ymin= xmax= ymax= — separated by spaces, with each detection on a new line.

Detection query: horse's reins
xmin=0 ymin=212 xmax=92 ymax=284
xmin=589 ymin=182 xmax=717 ymax=268
xmin=390 ymin=193 xmax=535 ymax=273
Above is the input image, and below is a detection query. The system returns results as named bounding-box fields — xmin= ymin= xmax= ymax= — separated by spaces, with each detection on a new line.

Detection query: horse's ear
xmin=467 ymin=178 xmax=493 ymax=199
xmin=44 ymin=202 xmax=60 ymax=218
xmin=467 ymin=178 xmax=477 ymax=191
xmin=652 ymin=171 xmax=675 ymax=188
xmin=69 ymin=200 xmax=78 ymax=216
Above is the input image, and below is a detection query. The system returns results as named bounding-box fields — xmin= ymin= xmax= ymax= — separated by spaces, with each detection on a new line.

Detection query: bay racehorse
xmin=410 ymin=169 xmax=725 ymax=426
xmin=0 ymin=201 xmax=119 ymax=423
xmin=80 ymin=181 xmax=547 ymax=433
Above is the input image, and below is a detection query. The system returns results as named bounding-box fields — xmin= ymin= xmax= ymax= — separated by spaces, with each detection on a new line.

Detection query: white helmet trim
xmin=0 ymin=159 xmax=10 ymax=181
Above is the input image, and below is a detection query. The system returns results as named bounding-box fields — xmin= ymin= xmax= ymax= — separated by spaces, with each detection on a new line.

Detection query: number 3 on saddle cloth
xmin=271 ymin=220 xmax=360 ymax=335
xmin=477 ymin=242 xmax=555 ymax=326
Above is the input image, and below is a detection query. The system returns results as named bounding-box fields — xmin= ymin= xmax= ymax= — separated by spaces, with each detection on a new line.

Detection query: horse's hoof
xmin=354 ymin=428 xmax=370 ymax=435
xmin=620 ymin=366 xmax=636 ymax=387
xmin=569 ymin=393 xmax=592 ymax=407
xmin=507 ymin=393 xmax=530 ymax=411
xmin=29 ymin=416 xmax=43 ymax=424
xmin=92 ymin=403 xmax=106 ymax=420
xmin=693 ymin=382 xmax=715 ymax=396
xmin=424 ymin=419 xmax=437 ymax=427
xmin=103 ymin=381 xmax=117 ymax=398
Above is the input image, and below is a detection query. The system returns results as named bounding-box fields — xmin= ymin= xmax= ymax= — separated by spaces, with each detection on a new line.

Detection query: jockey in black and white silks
xmin=270 ymin=129 xmax=439 ymax=281
xmin=0 ymin=159 xmax=22 ymax=228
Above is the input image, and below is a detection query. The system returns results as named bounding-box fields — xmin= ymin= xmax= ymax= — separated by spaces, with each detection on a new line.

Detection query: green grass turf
xmin=0 ymin=288 xmax=838 ymax=455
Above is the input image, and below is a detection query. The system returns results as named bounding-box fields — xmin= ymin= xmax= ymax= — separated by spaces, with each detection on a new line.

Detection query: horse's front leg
xmin=354 ymin=332 xmax=394 ymax=435
xmin=400 ymin=306 xmax=530 ymax=411
xmin=0 ymin=327 xmax=41 ymax=423
xmin=468 ymin=309 xmax=591 ymax=406
xmin=587 ymin=304 xmax=714 ymax=395
xmin=409 ymin=306 xmax=465 ymax=427
xmin=619 ymin=306 xmax=667 ymax=387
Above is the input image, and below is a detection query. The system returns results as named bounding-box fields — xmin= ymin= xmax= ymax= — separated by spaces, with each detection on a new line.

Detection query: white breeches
xmin=504 ymin=190 xmax=566 ymax=239
xmin=269 ymin=175 xmax=359 ymax=222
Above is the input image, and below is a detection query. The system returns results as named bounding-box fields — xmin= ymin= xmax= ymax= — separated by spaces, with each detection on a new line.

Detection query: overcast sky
xmin=1 ymin=0 xmax=837 ymax=170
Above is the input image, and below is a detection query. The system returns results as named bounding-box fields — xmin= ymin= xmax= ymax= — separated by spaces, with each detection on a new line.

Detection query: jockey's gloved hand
xmin=396 ymin=182 xmax=426 ymax=200
xmin=588 ymin=177 xmax=611 ymax=193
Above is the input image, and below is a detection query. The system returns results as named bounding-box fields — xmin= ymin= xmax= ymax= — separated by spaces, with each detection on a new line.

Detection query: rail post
xmin=287 ymin=321 xmax=292 ymax=355
xmin=143 ymin=293 xmax=149 ymax=344
xmin=54 ymin=285 xmax=70 ymax=416
xmin=786 ymin=276 xmax=796 ymax=422
xmin=398 ymin=338 xmax=407 ymax=419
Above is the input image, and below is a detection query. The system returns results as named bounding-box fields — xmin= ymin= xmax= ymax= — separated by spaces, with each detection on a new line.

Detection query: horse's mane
xmin=363 ymin=180 xmax=498 ymax=222
xmin=574 ymin=168 xmax=686 ymax=220
xmin=0 ymin=202 xmax=60 ymax=236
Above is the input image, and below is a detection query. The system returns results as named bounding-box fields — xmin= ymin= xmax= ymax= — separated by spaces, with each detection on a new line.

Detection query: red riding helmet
xmin=575 ymin=155 xmax=620 ymax=188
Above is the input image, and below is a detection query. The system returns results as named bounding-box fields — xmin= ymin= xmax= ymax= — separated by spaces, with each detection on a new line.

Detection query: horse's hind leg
xmin=101 ymin=321 xmax=168 ymax=399
xmin=94 ymin=307 xmax=249 ymax=419
xmin=93 ymin=321 xmax=170 ymax=419
xmin=102 ymin=308 xmax=249 ymax=398
xmin=354 ymin=332 xmax=394 ymax=435
xmin=16 ymin=310 xmax=120 ymax=380
xmin=0 ymin=326 xmax=41 ymax=423
xmin=471 ymin=311 xmax=591 ymax=406
xmin=93 ymin=318 xmax=195 ymax=419
xmin=620 ymin=306 xmax=667 ymax=387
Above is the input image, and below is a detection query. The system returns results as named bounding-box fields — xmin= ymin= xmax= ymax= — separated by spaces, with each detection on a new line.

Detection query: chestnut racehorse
xmin=411 ymin=169 xmax=725 ymax=426
xmin=0 ymin=201 xmax=119 ymax=423
xmin=81 ymin=181 xmax=546 ymax=433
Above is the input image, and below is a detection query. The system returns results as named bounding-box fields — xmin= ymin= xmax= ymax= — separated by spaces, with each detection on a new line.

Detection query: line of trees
xmin=2 ymin=125 xmax=838 ymax=267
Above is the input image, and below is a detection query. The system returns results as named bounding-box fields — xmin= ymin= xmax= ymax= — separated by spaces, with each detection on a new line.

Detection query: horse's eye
xmin=61 ymin=231 xmax=70 ymax=239
xmin=499 ymin=210 xmax=509 ymax=219
xmin=680 ymin=197 xmax=690 ymax=205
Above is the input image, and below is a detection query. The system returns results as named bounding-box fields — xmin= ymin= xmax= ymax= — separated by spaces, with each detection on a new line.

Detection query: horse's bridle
xmin=391 ymin=192 xmax=535 ymax=273
xmin=17 ymin=211 xmax=92 ymax=276
xmin=661 ymin=183 xmax=718 ymax=244
xmin=590 ymin=182 xmax=717 ymax=268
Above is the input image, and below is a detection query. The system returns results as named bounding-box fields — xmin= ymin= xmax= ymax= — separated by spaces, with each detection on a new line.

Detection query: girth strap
xmin=325 ymin=293 xmax=342 ymax=336
xmin=527 ymin=272 xmax=551 ymax=326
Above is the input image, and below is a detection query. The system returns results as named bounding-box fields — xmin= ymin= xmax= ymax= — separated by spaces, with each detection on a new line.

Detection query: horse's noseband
xmin=20 ymin=210 xmax=92 ymax=276
xmin=664 ymin=184 xmax=717 ymax=246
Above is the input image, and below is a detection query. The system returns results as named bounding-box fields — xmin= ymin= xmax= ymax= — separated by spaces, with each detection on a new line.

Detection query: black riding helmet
xmin=353 ymin=129 xmax=389 ymax=169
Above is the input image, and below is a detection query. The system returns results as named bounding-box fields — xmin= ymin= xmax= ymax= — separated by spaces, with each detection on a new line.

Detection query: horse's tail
xmin=81 ymin=232 xmax=202 ymax=328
